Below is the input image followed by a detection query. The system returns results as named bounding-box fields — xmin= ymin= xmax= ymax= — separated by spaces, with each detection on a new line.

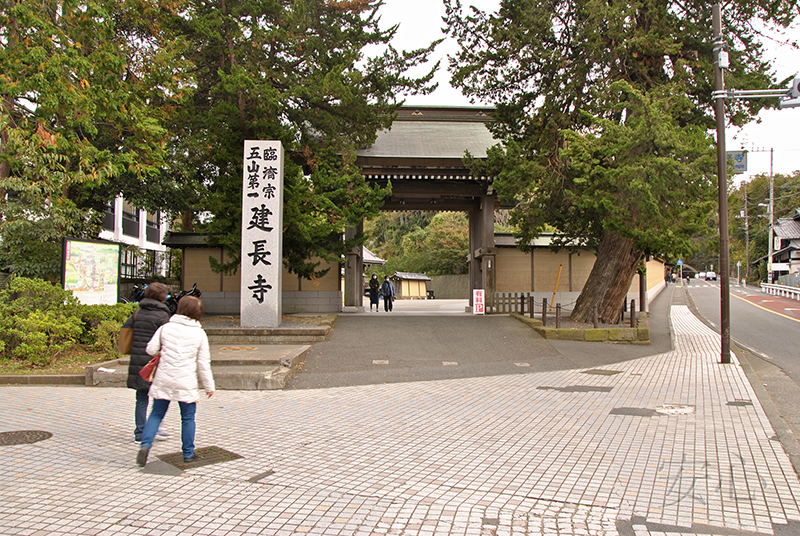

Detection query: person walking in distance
xmin=368 ymin=273 xmax=381 ymax=312
xmin=122 ymin=282 xmax=170 ymax=443
xmin=137 ymin=296 xmax=215 ymax=467
xmin=380 ymin=274 xmax=395 ymax=312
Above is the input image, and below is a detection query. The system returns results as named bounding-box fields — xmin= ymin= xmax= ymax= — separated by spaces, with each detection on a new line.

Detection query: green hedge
xmin=0 ymin=277 xmax=138 ymax=366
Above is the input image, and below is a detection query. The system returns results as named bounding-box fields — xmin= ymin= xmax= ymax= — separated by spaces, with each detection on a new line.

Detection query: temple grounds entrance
xmin=344 ymin=106 xmax=500 ymax=312
xmin=165 ymin=105 xmax=665 ymax=315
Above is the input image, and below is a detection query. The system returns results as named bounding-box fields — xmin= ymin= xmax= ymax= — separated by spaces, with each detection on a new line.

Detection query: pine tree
xmin=165 ymin=0 xmax=439 ymax=279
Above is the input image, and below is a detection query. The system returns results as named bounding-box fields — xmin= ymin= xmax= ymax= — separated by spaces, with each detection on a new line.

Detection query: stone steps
xmin=85 ymin=344 xmax=311 ymax=390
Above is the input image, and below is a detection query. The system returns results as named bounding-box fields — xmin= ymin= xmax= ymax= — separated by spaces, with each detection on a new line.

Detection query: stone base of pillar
xmin=341 ymin=306 xmax=365 ymax=314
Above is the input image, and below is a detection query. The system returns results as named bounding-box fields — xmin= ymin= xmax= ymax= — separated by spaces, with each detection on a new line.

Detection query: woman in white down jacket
xmin=137 ymin=296 xmax=215 ymax=467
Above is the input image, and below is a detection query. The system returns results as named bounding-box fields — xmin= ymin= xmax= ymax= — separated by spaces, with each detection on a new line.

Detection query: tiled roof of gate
xmin=356 ymin=122 xmax=497 ymax=159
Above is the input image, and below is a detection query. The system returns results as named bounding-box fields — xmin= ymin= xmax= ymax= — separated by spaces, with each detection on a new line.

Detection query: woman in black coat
xmin=122 ymin=282 xmax=170 ymax=442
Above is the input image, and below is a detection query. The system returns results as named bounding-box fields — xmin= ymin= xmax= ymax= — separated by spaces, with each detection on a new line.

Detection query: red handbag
xmin=139 ymin=330 xmax=163 ymax=383
xmin=139 ymin=354 xmax=160 ymax=382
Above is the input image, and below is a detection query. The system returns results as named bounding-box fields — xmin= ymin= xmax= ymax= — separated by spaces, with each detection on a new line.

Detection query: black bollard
xmin=542 ymin=298 xmax=548 ymax=326
xmin=556 ymin=303 xmax=561 ymax=329
xmin=630 ymin=299 xmax=636 ymax=328
xmin=520 ymin=295 xmax=525 ymax=315
xmin=529 ymin=297 xmax=534 ymax=319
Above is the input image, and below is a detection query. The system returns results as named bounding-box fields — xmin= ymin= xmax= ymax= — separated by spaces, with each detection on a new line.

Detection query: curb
xmin=0 ymin=374 xmax=85 ymax=386
xmin=510 ymin=312 xmax=651 ymax=344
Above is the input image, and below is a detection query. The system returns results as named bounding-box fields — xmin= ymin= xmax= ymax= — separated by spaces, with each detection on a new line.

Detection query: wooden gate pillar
xmin=343 ymin=223 xmax=364 ymax=310
xmin=467 ymin=194 xmax=496 ymax=311
xmin=468 ymin=207 xmax=482 ymax=309
xmin=480 ymin=194 xmax=496 ymax=309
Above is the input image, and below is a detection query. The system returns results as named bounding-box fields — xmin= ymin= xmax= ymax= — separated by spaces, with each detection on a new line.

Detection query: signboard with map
xmin=62 ymin=238 xmax=121 ymax=305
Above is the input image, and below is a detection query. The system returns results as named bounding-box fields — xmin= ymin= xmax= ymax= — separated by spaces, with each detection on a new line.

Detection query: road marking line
xmin=442 ymin=361 xmax=459 ymax=366
xmin=372 ymin=360 xmax=389 ymax=365
xmin=732 ymin=294 xmax=800 ymax=323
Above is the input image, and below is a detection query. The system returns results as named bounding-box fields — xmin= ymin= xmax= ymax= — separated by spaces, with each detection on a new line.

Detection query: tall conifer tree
xmin=165 ymin=0 xmax=439 ymax=280
xmin=445 ymin=0 xmax=797 ymax=322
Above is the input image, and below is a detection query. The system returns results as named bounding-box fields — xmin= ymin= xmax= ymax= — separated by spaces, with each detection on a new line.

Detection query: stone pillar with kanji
xmin=240 ymin=141 xmax=283 ymax=327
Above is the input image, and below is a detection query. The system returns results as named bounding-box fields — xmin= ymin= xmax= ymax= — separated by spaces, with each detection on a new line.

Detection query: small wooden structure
xmin=391 ymin=271 xmax=432 ymax=299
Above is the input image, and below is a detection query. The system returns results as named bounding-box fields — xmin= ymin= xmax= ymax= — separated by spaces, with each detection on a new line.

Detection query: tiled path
xmin=1 ymin=306 xmax=800 ymax=535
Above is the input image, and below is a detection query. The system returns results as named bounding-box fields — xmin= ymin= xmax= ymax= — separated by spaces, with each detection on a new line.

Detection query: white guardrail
xmin=761 ymin=283 xmax=800 ymax=301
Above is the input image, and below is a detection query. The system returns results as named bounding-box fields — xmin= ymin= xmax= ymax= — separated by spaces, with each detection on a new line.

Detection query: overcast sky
xmin=377 ymin=0 xmax=800 ymax=187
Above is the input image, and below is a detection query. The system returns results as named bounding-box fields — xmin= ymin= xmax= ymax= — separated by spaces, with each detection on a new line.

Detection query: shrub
xmin=73 ymin=303 xmax=138 ymax=345
xmin=0 ymin=276 xmax=78 ymax=314
xmin=92 ymin=319 xmax=123 ymax=355
xmin=0 ymin=276 xmax=138 ymax=364
xmin=5 ymin=310 xmax=84 ymax=365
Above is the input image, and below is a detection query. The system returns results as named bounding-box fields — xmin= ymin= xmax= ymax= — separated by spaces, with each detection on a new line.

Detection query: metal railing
xmin=761 ymin=283 xmax=800 ymax=301
xmin=777 ymin=273 xmax=800 ymax=288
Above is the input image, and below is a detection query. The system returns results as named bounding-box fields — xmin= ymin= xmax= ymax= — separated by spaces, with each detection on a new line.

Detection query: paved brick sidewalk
xmin=1 ymin=306 xmax=799 ymax=535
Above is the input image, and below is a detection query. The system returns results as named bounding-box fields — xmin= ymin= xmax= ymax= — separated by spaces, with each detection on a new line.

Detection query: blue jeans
xmin=140 ymin=399 xmax=196 ymax=458
xmin=134 ymin=389 xmax=149 ymax=440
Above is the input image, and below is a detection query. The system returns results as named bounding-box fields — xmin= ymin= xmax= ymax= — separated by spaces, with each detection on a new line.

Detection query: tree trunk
xmin=571 ymin=230 xmax=643 ymax=324
xmin=181 ymin=210 xmax=194 ymax=232
xmin=0 ymin=95 xmax=12 ymax=224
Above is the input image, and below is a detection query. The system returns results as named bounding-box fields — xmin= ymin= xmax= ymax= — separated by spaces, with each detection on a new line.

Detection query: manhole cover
xmin=0 ymin=430 xmax=53 ymax=446
xmin=219 ymin=347 xmax=258 ymax=351
xmin=727 ymin=400 xmax=753 ymax=407
xmin=157 ymin=445 xmax=242 ymax=470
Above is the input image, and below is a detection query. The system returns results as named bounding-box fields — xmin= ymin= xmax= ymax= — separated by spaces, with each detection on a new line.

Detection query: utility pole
xmin=744 ymin=182 xmax=749 ymax=279
xmin=710 ymin=4 xmax=797 ymax=363
xmin=768 ymin=148 xmax=774 ymax=283
xmin=713 ymin=4 xmax=731 ymax=363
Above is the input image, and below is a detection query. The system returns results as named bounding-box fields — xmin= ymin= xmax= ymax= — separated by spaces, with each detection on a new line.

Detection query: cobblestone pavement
xmin=2 ymin=305 xmax=800 ymax=535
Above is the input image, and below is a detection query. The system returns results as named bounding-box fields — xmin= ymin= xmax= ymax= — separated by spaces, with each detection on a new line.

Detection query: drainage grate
xmin=582 ymin=369 xmax=624 ymax=376
xmin=0 ymin=430 xmax=53 ymax=446
xmin=727 ymin=400 xmax=753 ymax=407
xmin=157 ymin=445 xmax=243 ymax=470
xmin=611 ymin=407 xmax=659 ymax=417
xmin=611 ymin=405 xmax=695 ymax=417
xmin=538 ymin=385 xmax=613 ymax=393
xmin=248 ymin=469 xmax=275 ymax=483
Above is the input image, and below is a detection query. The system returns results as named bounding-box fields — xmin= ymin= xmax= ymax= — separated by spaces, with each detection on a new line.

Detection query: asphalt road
xmin=285 ymin=290 xmax=674 ymax=390
xmin=685 ymin=278 xmax=800 ymax=381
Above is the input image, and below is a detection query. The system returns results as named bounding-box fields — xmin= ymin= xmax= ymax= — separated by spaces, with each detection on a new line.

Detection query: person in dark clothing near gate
xmin=122 ymin=282 xmax=171 ymax=442
xmin=368 ymin=273 xmax=381 ymax=312
xmin=380 ymin=275 xmax=395 ymax=312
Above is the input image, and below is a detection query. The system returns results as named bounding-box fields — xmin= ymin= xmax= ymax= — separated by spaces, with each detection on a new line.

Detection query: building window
xmin=121 ymin=200 xmax=140 ymax=237
xmin=122 ymin=200 xmax=138 ymax=221
xmin=121 ymin=249 xmax=137 ymax=278
xmin=102 ymin=204 xmax=115 ymax=231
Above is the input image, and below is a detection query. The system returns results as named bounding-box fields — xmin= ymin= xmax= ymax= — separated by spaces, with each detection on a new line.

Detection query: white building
xmin=97 ymin=197 xmax=170 ymax=279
